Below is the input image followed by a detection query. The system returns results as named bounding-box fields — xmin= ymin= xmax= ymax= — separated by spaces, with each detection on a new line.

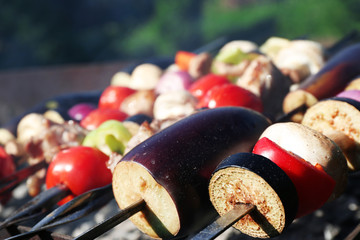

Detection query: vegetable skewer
xmin=1 ymin=146 xmax=112 ymax=230
xmin=0 ymin=35 xmax=228 ymax=224
xmin=49 ymin=107 xmax=268 ymax=239
xmin=1 ymin=32 xmax=358 ymax=240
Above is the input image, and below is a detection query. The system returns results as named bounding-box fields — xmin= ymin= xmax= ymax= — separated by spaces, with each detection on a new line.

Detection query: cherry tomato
xmin=45 ymin=146 xmax=112 ymax=205
xmin=253 ymin=137 xmax=336 ymax=218
xmin=80 ymin=108 xmax=128 ymax=130
xmin=0 ymin=146 xmax=16 ymax=204
xmin=189 ymin=74 xmax=230 ymax=101
xmin=200 ymin=83 xmax=263 ymax=112
xmin=98 ymin=86 xmax=136 ymax=110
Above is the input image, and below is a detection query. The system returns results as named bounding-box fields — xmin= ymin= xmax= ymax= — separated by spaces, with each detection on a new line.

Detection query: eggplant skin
xmin=298 ymin=43 xmax=360 ymax=100
xmin=114 ymin=107 xmax=270 ymax=238
xmin=326 ymin=97 xmax=360 ymax=111
xmin=210 ymin=152 xmax=298 ymax=238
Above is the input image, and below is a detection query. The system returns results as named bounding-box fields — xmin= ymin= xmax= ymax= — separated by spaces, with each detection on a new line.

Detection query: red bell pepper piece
xmin=175 ymin=51 xmax=196 ymax=71
xmin=253 ymin=137 xmax=336 ymax=218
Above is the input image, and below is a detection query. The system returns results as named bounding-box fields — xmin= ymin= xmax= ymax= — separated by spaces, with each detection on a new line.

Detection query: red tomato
xmin=200 ymin=83 xmax=263 ymax=112
xmin=98 ymin=86 xmax=136 ymax=110
xmin=189 ymin=74 xmax=230 ymax=101
xmin=0 ymin=146 xmax=16 ymax=204
xmin=253 ymin=137 xmax=336 ymax=218
xmin=80 ymin=108 xmax=128 ymax=130
xmin=45 ymin=146 xmax=112 ymax=205
xmin=0 ymin=146 xmax=15 ymax=179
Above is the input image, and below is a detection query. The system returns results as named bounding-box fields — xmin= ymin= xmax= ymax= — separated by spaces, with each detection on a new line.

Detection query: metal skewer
xmin=345 ymin=222 xmax=360 ymax=240
xmin=71 ymin=201 xmax=276 ymax=240
xmin=325 ymin=30 xmax=359 ymax=58
xmin=193 ymin=36 xmax=228 ymax=55
xmin=0 ymin=160 xmax=48 ymax=196
xmin=189 ymin=203 xmax=255 ymax=240
xmin=274 ymin=103 xmax=307 ymax=123
xmin=5 ymin=184 xmax=113 ymax=240
xmin=34 ymin=184 xmax=113 ymax=230
xmin=190 ymin=203 xmax=281 ymax=240
xmin=73 ymin=199 xmax=146 ymax=240
xmin=0 ymin=184 xmax=69 ymax=230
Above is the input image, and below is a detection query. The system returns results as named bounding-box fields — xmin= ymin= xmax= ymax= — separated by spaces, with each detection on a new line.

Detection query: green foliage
xmin=276 ymin=0 xmax=359 ymax=39
xmin=121 ymin=0 xmax=203 ymax=57
xmin=0 ymin=0 xmax=359 ymax=70
xmin=201 ymin=0 xmax=360 ymax=42
xmin=201 ymin=0 xmax=278 ymax=40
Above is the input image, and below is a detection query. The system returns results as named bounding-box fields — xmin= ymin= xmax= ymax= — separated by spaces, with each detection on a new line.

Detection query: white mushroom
xmin=130 ymin=63 xmax=163 ymax=90
xmin=153 ymin=90 xmax=197 ymax=121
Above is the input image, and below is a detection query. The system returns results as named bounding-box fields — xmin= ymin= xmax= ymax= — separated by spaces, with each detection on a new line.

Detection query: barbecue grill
xmin=1 ymin=173 xmax=360 ymax=240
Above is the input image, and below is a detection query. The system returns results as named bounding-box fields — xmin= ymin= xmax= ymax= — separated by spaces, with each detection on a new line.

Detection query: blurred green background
xmin=1 ymin=0 xmax=359 ymax=70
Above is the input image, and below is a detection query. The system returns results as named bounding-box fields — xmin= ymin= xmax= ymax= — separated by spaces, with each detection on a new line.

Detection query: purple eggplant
xmin=299 ymin=43 xmax=360 ymax=99
xmin=112 ymin=107 xmax=270 ymax=239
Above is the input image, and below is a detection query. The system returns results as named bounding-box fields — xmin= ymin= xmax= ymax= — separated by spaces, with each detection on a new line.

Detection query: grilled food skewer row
xmin=207 ymin=121 xmax=347 ymax=239
xmin=283 ymin=42 xmax=360 ymax=122
xmin=2 ymin=35 xmax=360 ymax=240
